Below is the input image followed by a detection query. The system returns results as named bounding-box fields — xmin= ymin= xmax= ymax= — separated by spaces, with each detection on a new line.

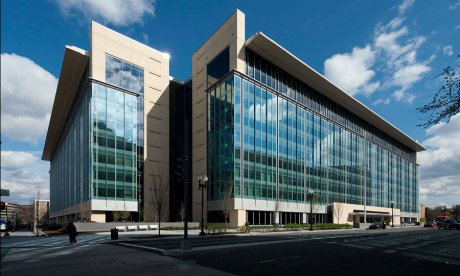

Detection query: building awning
xmin=245 ymin=32 xmax=425 ymax=153
xmin=350 ymin=212 xmax=391 ymax=218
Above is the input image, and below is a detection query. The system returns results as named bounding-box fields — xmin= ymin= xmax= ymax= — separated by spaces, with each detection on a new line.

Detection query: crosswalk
xmin=1 ymin=233 xmax=111 ymax=248
xmin=327 ymin=230 xmax=460 ymax=265
xmin=1 ymin=234 xmax=113 ymax=264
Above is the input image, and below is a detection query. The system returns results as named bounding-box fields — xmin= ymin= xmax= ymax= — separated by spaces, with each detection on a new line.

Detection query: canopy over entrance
xmin=350 ymin=212 xmax=391 ymax=218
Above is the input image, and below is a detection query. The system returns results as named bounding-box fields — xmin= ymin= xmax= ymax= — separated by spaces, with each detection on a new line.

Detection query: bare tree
xmin=334 ymin=203 xmax=344 ymax=224
xmin=113 ymin=209 xmax=120 ymax=222
xmin=417 ymin=55 xmax=459 ymax=128
xmin=150 ymin=165 xmax=168 ymax=236
xmin=222 ymin=183 xmax=233 ymax=231
xmin=120 ymin=211 xmax=130 ymax=222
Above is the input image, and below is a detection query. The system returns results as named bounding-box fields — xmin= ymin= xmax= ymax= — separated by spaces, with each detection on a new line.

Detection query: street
xmin=1 ymin=228 xmax=459 ymax=275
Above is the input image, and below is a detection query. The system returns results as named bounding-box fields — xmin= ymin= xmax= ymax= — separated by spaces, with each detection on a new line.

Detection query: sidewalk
xmin=1 ymin=231 xmax=35 ymax=237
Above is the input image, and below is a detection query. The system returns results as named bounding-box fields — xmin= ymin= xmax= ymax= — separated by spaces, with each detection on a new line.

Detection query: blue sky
xmin=1 ymin=0 xmax=459 ymax=208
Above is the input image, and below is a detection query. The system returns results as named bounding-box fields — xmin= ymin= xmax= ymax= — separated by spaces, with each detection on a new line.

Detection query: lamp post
xmin=307 ymin=189 xmax=314 ymax=231
xmin=198 ymin=175 xmax=208 ymax=236
xmin=391 ymin=200 xmax=394 ymax=227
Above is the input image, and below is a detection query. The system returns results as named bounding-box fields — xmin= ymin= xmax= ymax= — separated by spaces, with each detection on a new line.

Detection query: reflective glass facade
xmin=90 ymin=83 xmax=143 ymax=202
xmin=207 ymin=47 xmax=230 ymax=87
xmin=50 ymin=55 xmax=145 ymax=215
xmin=49 ymin=80 xmax=91 ymax=214
xmin=208 ymin=70 xmax=419 ymax=214
xmin=106 ymin=54 xmax=144 ymax=95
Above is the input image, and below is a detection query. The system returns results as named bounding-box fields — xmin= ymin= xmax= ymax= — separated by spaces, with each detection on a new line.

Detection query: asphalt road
xmin=172 ymin=229 xmax=460 ymax=275
xmin=1 ymin=227 xmax=459 ymax=275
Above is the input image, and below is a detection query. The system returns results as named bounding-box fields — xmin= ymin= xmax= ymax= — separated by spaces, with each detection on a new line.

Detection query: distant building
xmin=419 ymin=204 xmax=426 ymax=220
xmin=43 ymin=10 xmax=423 ymax=226
xmin=35 ymin=200 xmax=50 ymax=224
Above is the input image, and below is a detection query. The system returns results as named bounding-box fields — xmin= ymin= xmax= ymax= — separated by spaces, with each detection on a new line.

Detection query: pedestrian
xmin=66 ymin=222 xmax=77 ymax=245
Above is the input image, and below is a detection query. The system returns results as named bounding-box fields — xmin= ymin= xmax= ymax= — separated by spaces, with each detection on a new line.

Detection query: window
xmin=105 ymin=54 xmax=144 ymax=94
xmin=207 ymin=47 xmax=230 ymax=87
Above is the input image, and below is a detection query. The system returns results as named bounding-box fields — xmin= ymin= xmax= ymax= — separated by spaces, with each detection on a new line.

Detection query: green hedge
xmin=310 ymin=223 xmax=352 ymax=230
xmin=207 ymin=224 xmax=226 ymax=234
xmin=236 ymin=223 xmax=352 ymax=233
xmin=238 ymin=225 xmax=277 ymax=232
xmin=285 ymin=224 xmax=304 ymax=231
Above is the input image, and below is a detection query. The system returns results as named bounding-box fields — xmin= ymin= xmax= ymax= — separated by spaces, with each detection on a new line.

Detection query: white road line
xmin=118 ymin=242 xmax=164 ymax=253
xmin=259 ymin=256 xmax=300 ymax=263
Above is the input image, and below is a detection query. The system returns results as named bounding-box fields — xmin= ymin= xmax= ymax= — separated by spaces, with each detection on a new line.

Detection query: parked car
xmin=369 ymin=222 xmax=381 ymax=229
xmin=437 ymin=219 xmax=457 ymax=229
xmin=423 ymin=221 xmax=437 ymax=228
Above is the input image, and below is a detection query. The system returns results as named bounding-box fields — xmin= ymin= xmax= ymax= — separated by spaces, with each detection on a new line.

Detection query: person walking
xmin=66 ymin=222 xmax=77 ymax=245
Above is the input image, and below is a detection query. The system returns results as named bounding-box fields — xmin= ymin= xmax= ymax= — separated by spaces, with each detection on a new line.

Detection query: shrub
xmin=309 ymin=223 xmax=352 ymax=230
xmin=284 ymin=223 xmax=304 ymax=231
xmin=207 ymin=224 xmax=225 ymax=234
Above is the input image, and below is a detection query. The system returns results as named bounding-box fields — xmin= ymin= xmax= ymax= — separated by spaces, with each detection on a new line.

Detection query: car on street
xmin=437 ymin=219 xmax=458 ymax=229
xmin=445 ymin=220 xmax=460 ymax=230
xmin=424 ymin=221 xmax=436 ymax=228
xmin=369 ymin=222 xmax=381 ymax=229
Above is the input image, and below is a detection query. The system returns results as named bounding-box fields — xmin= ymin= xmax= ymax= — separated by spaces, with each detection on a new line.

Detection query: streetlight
xmin=307 ymin=189 xmax=314 ymax=231
xmin=391 ymin=201 xmax=394 ymax=227
xmin=198 ymin=175 xmax=208 ymax=236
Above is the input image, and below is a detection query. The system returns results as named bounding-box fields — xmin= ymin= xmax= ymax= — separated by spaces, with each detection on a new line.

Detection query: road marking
xmin=433 ymin=249 xmax=447 ymax=255
xmin=340 ymin=244 xmax=373 ymax=250
xmin=118 ymin=242 xmax=164 ymax=253
xmin=384 ymin=249 xmax=397 ymax=253
xmin=259 ymin=256 xmax=300 ymax=263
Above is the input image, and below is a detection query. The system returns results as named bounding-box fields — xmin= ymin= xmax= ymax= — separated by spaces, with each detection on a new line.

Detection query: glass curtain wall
xmin=208 ymin=72 xmax=419 ymax=214
xmin=90 ymin=54 xmax=145 ymax=205
xmin=91 ymin=83 xmax=140 ymax=202
xmin=49 ymin=86 xmax=91 ymax=214
xmin=246 ymin=49 xmax=416 ymax=163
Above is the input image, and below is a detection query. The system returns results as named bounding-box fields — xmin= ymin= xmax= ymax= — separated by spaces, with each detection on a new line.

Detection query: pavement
xmin=4 ymin=226 xmax=454 ymax=276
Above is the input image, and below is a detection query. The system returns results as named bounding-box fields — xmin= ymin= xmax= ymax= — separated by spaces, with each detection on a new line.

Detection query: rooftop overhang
xmin=42 ymin=46 xmax=89 ymax=161
xmin=245 ymin=32 xmax=425 ymax=152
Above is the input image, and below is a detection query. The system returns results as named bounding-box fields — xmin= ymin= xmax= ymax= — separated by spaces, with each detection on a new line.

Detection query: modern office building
xmin=43 ymin=10 xmax=423 ymax=226
xmin=43 ymin=22 xmax=171 ymax=223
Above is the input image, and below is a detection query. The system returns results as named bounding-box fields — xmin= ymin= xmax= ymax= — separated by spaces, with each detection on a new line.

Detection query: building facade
xmin=44 ymin=10 xmax=423 ymax=226
xmin=43 ymin=22 xmax=171 ymax=223
xmin=193 ymin=11 xmax=423 ymax=227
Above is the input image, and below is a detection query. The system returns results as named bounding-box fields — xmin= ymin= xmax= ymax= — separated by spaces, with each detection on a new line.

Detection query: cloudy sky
xmin=1 ymin=0 xmax=459 ymax=208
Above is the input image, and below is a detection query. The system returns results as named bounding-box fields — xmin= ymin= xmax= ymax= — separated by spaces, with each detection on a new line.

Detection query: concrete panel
xmin=92 ymin=200 xmax=138 ymax=212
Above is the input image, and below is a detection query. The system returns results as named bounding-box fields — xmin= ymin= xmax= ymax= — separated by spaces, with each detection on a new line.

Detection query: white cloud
xmin=0 ymin=151 xmax=49 ymax=204
xmin=391 ymin=63 xmax=430 ymax=95
xmin=449 ymin=1 xmax=460 ymax=10
xmin=323 ymin=0 xmax=431 ymax=102
xmin=373 ymin=97 xmax=391 ymax=105
xmin=398 ymin=0 xmax=415 ymax=14
xmin=443 ymin=45 xmax=454 ymax=56
xmin=1 ymin=151 xmax=37 ymax=170
xmin=56 ymin=0 xmax=156 ymax=26
xmin=455 ymin=25 xmax=460 ymax=30
xmin=0 ymin=53 xmax=57 ymax=143
xmin=419 ymin=114 xmax=460 ymax=207
xmin=324 ymin=45 xmax=380 ymax=96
